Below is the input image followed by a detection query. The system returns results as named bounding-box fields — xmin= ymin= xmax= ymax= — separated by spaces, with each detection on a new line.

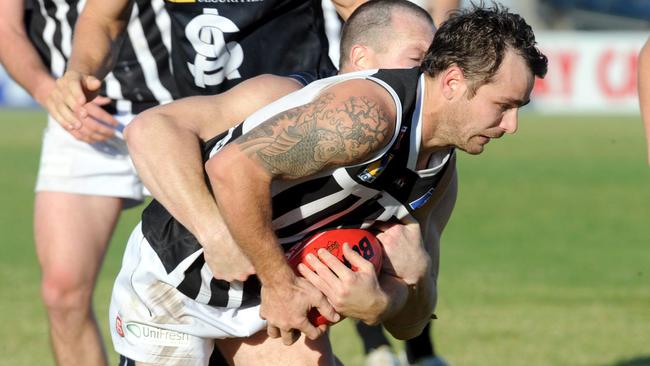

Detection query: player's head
xmin=420 ymin=3 xmax=548 ymax=155
xmin=421 ymin=3 xmax=547 ymax=95
xmin=339 ymin=0 xmax=435 ymax=72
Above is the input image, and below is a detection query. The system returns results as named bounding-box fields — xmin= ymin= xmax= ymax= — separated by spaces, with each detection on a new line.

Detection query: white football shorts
xmin=35 ymin=115 xmax=146 ymax=207
xmin=109 ymin=222 xmax=266 ymax=365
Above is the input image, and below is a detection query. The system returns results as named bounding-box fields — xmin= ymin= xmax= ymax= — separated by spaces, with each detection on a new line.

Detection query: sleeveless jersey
xmin=141 ymin=68 xmax=455 ymax=308
xmin=163 ymin=0 xmax=336 ymax=97
xmin=26 ymin=0 xmax=178 ymax=114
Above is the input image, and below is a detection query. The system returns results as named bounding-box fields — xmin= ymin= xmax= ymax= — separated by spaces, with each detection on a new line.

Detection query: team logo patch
xmin=186 ymin=8 xmax=244 ymax=88
xmin=409 ymin=187 xmax=435 ymax=210
xmin=358 ymin=154 xmax=393 ymax=183
xmin=115 ymin=314 xmax=124 ymax=337
xmin=123 ymin=322 xmax=191 ymax=347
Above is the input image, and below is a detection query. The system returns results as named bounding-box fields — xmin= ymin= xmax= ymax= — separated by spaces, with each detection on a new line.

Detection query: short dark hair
xmin=340 ymin=0 xmax=434 ymax=69
xmin=420 ymin=2 xmax=548 ymax=96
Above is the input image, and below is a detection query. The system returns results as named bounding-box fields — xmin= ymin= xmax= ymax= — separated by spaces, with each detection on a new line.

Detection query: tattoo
xmin=235 ymin=92 xmax=392 ymax=178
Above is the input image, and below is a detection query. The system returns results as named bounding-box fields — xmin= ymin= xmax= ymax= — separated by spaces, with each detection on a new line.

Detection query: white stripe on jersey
xmin=226 ymin=281 xmax=244 ymax=308
xmin=273 ymin=169 xmax=380 ymax=243
xmin=195 ymin=263 xmax=215 ymax=304
xmin=128 ymin=3 xmax=173 ymax=104
xmin=54 ymin=2 xmax=73 ymax=59
xmin=408 ymin=74 xmax=426 ymax=170
xmin=104 ymin=70 xmax=125 ymax=110
xmin=151 ymin=0 xmax=174 ymax=79
xmin=37 ymin=0 xmax=66 ymax=77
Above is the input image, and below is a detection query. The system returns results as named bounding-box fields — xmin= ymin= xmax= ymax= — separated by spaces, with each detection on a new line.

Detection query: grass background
xmin=0 ymin=109 xmax=648 ymax=366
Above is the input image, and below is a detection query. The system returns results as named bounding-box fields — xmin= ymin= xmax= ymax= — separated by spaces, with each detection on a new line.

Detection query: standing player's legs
xmin=35 ymin=192 xmax=122 ymax=366
xmin=34 ymin=115 xmax=143 ymax=365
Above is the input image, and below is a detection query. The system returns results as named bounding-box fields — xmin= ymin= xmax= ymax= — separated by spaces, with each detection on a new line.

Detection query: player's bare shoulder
xmin=235 ymin=78 xmax=398 ymax=179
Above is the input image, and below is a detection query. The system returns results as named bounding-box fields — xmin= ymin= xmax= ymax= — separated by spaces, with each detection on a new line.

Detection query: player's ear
xmin=348 ymin=44 xmax=374 ymax=71
xmin=440 ymin=65 xmax=467 ymax=100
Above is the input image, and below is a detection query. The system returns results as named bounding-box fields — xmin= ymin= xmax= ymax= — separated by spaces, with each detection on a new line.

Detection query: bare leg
xmin=35 ymin=192 xmax=123 ymax=366
xmin=217 ymin=330 xmax=337 ymax=366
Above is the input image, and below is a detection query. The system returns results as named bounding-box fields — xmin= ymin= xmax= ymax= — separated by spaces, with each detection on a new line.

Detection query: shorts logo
xmin=115 ymin=315 xmax=124 ymax=337
xmin=185 ymin=8 xmax=244 ymax=88
xmin=124 ymin=322 xmax=191 ymax=347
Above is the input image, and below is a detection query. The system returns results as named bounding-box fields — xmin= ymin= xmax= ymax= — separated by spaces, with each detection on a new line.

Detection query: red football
xmin=286 ymin=228 xmax=383 ymax=326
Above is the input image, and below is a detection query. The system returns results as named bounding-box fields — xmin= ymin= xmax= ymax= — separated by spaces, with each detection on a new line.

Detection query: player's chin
xmin=460 ymin=142 xmax=485 ymax=155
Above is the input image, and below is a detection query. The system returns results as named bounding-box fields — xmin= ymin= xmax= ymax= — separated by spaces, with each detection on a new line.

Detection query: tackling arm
xmin=0 ymin=0 xmax=55 ymax=107
xmin=124 ymin=74 xmax=303 ymax=281
xmin=381 ymin=155 xmax=458 ymax=339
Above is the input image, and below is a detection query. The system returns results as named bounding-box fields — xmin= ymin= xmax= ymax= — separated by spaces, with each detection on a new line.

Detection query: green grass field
xmin=1 ymin=109 xmax=648 ymax=366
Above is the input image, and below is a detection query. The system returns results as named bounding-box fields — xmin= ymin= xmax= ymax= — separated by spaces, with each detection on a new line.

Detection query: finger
xmin=297 ymin=263 xmax=333 ymax=298
xmin=267 ymin=324 xmax=280 ymax=339
xmin=56 ymin=102 xmax=84 ymax=130
xmin=78 ymin=122 xmax=115 ymax=142
xmin=85 ymin=103 xmax=120 ymax=130
xmin=312 ymin=293 xmax=340 ymax=325
xmin=84 ymin=75 xmax=102 ymax=92
xmin=81 ymin=115 xmax=117 ymax=137
xmin=317 ymin=248 xmax=355 ymax=277
xmin=64 ymin=77 xmax=88 ymax=110
xmin=92 ymin=95 xmax=112 ymax=105
xmin=307 ymin=252 xmax=340 ymax=283
xmin=47 ymin=90 xmax=82 ymax=129
xmin=66 ymin=128 xmax=88 ymax=142
xmin=341 ymin=244 xmax=374 ymax=273
xmin=281 ymin=328 xmax=300 ymax=346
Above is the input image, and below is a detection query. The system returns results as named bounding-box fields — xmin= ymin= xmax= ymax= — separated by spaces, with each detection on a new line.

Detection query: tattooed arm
xmin=206 ymin=79 xmax=397 ymax=345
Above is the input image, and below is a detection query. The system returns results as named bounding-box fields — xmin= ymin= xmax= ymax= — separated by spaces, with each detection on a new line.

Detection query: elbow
xmin=124 ymin=111 xmax=153 ymax=149
xmin=205 ymin=146 xmax=241 ymax=195
xmin=387 ymin=324 xmax=428 ymax=341
xmin=124 ymin=109 xmax=168 ymax=152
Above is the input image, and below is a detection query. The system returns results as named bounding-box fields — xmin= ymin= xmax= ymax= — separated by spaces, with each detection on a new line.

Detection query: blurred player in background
xmin=638 ymin=37 xmax=650 ymax=165
xmin=0 ymin=1 xmax=176 ymax=365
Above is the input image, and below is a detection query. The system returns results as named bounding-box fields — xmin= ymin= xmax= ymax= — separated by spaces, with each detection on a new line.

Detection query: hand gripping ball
xmin=285 ymin=228 xmax=383 ymax=326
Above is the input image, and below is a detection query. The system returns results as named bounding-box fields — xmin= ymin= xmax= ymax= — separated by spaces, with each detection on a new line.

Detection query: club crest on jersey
xmin=358 ymin=154 xmax=393 ymax=183
xmin=186 ymin=8 xmax=243 ymax=88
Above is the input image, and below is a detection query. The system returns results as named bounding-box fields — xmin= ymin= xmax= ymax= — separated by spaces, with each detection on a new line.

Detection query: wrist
xmin=32 ymin=77 xmax=55 ymax=107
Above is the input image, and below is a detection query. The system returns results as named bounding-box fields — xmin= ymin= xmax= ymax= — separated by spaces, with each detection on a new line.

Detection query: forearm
xmin=208 ymin=147 xmax=294 ymax=286
xmin=638 ymin=39 xmax=650 ymax=164
xmin=381 ymin=265 xmax=436 ymax=340
xmin=125 ymin=110 xmax=227 ymax=241
xmin=0 ymin=6 xmax=54 ymax=106
xmin=67 ymin=0 xmax=131 ymax=77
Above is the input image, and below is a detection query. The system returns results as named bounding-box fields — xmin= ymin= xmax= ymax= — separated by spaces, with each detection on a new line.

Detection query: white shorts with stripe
xmin=35 ymin=115 xmax=146 ymax=207
xmin=110 ymin=222 xmax=266 ymax=365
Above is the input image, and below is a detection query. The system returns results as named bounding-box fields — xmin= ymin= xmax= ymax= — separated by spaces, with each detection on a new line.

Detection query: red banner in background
xmin=531 ymin=32 xmax=646 ymax=114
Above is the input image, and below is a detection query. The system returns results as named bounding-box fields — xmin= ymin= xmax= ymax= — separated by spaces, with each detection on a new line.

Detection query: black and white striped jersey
xmin=141 ymin=68 xmax=455 ymax=308
xmin=163 ymin=0 xmax=336 ymax=97
xmin=25 ymin=0 xmax=178 ymax=114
